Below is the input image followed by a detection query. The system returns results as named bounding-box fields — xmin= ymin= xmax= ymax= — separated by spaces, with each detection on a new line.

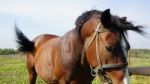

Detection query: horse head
xmin=75 ymin=9 xmax=144 ymax=84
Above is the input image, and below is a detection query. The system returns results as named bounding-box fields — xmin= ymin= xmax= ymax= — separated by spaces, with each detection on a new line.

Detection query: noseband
xmin=83 ymin=23 xmax=128 ymax=84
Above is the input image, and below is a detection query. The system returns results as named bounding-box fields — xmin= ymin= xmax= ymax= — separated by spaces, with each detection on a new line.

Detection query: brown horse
xmin=15 ymin=9 xmax=144 ymax=84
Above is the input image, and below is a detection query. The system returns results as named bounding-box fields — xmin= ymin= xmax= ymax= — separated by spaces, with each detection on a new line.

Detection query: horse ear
xmin=101 ymin=9 xmax=111 ymax=27
xmin=121 ymin=16 xmax=127 ymax=23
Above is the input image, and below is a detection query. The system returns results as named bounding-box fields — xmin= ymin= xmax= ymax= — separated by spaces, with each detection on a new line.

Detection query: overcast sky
xmin=0 ymin=0 xmax=150 ymax=49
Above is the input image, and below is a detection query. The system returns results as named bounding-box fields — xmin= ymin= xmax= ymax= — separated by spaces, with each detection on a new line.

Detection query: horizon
xmin=0 ymin=0 xmax=150 ymax=49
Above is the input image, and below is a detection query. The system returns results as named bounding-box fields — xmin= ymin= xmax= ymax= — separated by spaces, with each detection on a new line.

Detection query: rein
xmin=83 ymin=23 xmax=128 ymax=84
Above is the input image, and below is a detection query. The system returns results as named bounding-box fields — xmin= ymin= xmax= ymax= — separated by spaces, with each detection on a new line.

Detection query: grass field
xmin=0 ymin=49 xmax=150 ymax=84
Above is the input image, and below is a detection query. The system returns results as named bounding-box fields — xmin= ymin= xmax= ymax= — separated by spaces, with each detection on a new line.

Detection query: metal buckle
xmin=91 ymin=70 xmax=97 ymax=77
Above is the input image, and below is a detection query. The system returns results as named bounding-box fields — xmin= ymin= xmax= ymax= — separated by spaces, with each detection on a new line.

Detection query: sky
xmin=0 ymin=0 xmax=150 ymax=49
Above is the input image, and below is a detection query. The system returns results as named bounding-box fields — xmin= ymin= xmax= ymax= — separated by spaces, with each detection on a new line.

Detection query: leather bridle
xmin=83 ymin=23 xmax=128 ymax=84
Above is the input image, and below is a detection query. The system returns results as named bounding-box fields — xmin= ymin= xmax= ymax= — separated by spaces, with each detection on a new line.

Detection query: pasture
xmin=0 ymin=49 xmax=150 ymax=84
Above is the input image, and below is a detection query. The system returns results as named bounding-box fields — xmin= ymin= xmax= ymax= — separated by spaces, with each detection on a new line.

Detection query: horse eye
xmin=105 ymin=46 xmax=113 ymax=52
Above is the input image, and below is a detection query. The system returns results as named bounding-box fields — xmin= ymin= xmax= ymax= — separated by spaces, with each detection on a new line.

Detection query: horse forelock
xmin=110 ymin=15 xmax=145 ymax=36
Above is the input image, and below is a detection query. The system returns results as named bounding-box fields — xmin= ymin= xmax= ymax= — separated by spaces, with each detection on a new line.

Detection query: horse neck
xmin=61 ymin=29 xmax=83 ymax=60
xmin=60 ymin=29 xmax=94 ymax=80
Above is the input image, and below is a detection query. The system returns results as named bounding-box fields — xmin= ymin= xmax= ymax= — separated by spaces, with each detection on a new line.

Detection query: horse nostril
xmin=105 ymin=46 xmax=113 ymax=52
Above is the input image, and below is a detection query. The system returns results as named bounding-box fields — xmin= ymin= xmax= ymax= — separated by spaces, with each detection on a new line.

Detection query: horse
xmin=15 ymin=9 xmax=144 ymax=84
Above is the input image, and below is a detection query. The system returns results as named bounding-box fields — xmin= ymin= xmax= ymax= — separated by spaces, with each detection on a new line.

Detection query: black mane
xmin=75 ymin=9 xmax=144 ymax=35
xmin=75 ymin=10 xmax=102 ymax=33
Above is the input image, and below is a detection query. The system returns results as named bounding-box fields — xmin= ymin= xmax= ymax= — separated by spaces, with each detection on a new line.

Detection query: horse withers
xmin=15 ymin=9 xmax=144 ymax=84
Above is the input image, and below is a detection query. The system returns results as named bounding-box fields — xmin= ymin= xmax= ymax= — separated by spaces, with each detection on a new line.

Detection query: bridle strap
xmin=84 ymin=23 xmax=110 ymax=52
xmin=101 ymin=63 xmax=128 ymax=69
xmin=95 ymin=24 xmax=102 ymax=66
xmin=84 ymin=24 xmax=101 ymax=52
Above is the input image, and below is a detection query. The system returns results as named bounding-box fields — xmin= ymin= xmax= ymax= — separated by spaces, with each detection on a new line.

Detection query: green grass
xmin=0 ymin=49 xmax=150 ymax=84
xmin=129 ymin=49 xmax=150 ymax=84
xmin=0 ymin=55 xmax=44 ymax=84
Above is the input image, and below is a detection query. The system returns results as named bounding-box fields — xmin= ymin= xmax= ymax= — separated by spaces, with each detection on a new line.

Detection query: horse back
xmin=33 ymin=34 xmax=58 ymax=50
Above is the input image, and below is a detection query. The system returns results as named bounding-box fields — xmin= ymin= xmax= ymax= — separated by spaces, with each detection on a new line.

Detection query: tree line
xmin=0 ymin=48 xmax=19 ymax=55
xmin=0 ymin=48 xmax=149 ymax=55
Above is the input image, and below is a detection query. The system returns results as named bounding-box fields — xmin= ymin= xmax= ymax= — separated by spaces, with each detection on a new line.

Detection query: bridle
xmin=82 ymin=23 xmax=128 ymax=84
